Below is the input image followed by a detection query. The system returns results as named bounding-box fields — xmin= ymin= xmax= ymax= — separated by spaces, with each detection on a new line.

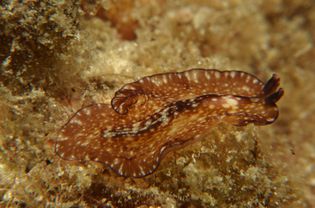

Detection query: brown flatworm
xmin=55 ymin=69 xmax=283 ymax=177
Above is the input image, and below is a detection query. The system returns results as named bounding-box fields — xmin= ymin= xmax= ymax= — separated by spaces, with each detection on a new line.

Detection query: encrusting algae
xmin=1 ymin=0 xmax=315 ymax=207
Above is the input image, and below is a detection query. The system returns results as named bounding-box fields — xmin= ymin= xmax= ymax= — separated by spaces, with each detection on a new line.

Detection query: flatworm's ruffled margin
xmin=111 ymin=69 xmax=267 ymax=114
xmin=55 ymin=69 xmax=283 ymax=177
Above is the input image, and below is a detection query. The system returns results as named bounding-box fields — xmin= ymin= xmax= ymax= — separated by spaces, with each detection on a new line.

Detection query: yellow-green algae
xmin=1 ymin=0 xmax=314 ymax=207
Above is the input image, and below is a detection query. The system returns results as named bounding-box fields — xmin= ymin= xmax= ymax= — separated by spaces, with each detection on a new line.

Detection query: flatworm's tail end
xmin=265 ymin=88 xmax=284 ymax=104
xmin=111 ymin=90 xmax=138 ymax=114
xmin=111 ymin=87 xmax=146 ymax=114
xmin=263 ymin=73 xmax=281 ymax=96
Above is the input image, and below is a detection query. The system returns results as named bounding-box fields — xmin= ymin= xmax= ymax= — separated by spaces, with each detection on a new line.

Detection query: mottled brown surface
xmin=112 ymin=69 xmax=266 ymax=114
xmin=56 ymin=69 xmax=282 ymax=178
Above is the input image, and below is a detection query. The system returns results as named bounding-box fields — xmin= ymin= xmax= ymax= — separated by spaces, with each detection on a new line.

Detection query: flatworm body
xmin=112 ymin=69 xmax=265 ymax=115
xmin=55 ymin=69 xmax=283 ymax=177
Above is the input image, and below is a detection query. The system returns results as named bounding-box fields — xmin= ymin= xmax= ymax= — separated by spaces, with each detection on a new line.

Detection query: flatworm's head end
xmin=263 ymin=73 xmax=281 ymax=96
xmin=259 ymin=86 xmax=283 ymax=125
xmin=265 ymin=88 xmax=284 ymax=105
xmin=252 ymin=102 xmax=281 ymax=126
xmin=263 ymin=109 xmax=279 ymax=125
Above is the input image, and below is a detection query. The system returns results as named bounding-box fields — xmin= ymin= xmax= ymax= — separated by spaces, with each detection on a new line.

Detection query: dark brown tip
xmin=265 ymin=88 xmax=284 ymax=104
xmin=263 ymin=74 xmax=280 ymax=96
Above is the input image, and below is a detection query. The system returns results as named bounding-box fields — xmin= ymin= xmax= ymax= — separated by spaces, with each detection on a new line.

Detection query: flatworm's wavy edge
xmin=263 ymin=74 xmax=280 ymax=95
xmin=108 ymin=139 xmax=192 ymax=178
xmin=54 ymin=103 xmax=105 ymax=157
xmin=53 ymin=104 xmax=138 ymax=177
xmin=265 ymin=88 xmax=284 ymax=105
xmin=55 ymin=70 xmax=284 ymax=178
xmin=55 ymin=103 xmax=193 ymax=177
xmin=111 ymin=68 xmax=266 ymax=114
xmin=54 ymin=103 xmax=159 ymax=177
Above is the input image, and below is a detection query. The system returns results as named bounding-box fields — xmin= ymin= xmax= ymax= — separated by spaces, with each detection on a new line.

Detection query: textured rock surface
xmin=0 ymin=0 xmax=314 ymax=207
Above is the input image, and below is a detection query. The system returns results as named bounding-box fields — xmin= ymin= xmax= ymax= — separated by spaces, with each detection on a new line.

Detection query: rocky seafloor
xmin=0 ymin=0 xmax=315 ymax=207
